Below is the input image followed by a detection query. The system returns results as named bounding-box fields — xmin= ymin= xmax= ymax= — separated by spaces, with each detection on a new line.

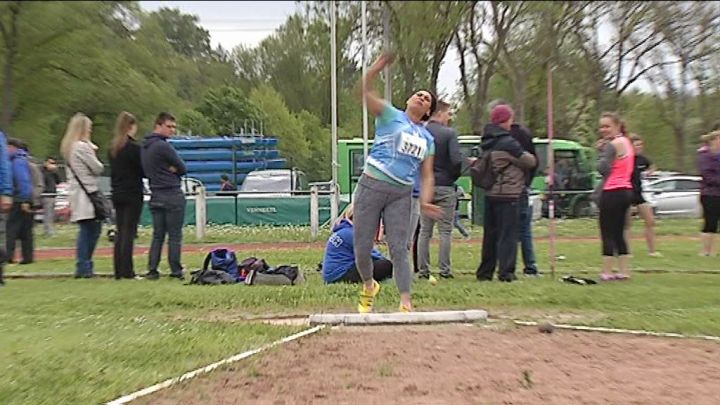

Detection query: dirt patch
xmin=141 ymin=324 xmax=720 ymax=405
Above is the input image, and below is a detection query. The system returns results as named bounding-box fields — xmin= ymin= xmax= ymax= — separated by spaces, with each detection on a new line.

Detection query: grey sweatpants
xmin=353 ymin=175 xmax=413 ymax=293
xmin=418 ymin=186 xmax=457 ymax=276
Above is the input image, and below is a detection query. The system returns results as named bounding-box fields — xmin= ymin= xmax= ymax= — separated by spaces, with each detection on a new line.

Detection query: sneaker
xmin=18 ymin=260 xmax=33 ymax=265
xmin=169 ymin=273 xmax=185 ymax=281
xmin=399 ymin=303 xmax=412 ymax=313
xmin=133 ymin=275 xmax=145 ymax=280
xmin=417 ymin=272 xmax=430 ymax=280
xmin=648 ymin=252 xmax=663 ymax=258
xmin=357 ymin=280 xmax=381 ymax=313
xmin=144 ymin=271 xmax=160 ymax=280
xmin=439 ymin=272 xmax=454 ymax=279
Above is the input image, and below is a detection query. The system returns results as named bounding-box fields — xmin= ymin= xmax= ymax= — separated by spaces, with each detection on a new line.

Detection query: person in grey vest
xmin=417 ymin=100 xmax=463 ymax=279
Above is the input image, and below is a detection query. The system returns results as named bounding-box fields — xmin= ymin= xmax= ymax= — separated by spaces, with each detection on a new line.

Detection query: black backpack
xmin=470 ymin=150 xmax=496 ymax=190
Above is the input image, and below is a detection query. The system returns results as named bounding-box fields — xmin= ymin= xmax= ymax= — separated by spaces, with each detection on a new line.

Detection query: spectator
xmin=625 ymin=134 xmax=660 ymax=257
xmin=42 ymin=156 xmax=61 ymax=236
xmin=323 ymin=204 xmax=393 ymax=284
xmin=475 ymin=105 xmax=536 ymax=282
xmin=0 ymin=131 xmax=13 ymax=286
xmin=109 ymin=112 xmax=144 ymax=280
xmin=6 ymin=137 xmax=34 ymax=265
xmin=490 ymin=99 xmax=541 ymax=277
xmin=61 ymin=113 xmax=104 ymax=278
xmin=417 ymin=100 xmax=463 ymax=280
xmin=698 ymin=130 xmax=720 ymax=257
xmin=219 ymin=174 xmax=237 ymax=192
xmin=141 ymin=112 xmax=187 ymax=280
xmin=453 ymin=185 xmax=470 ymax=238
xmin=596 ymin=112 xmax=634 ymax=281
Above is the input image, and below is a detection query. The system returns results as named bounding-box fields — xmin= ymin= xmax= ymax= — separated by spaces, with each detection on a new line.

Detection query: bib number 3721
xmin=397 ymin=131 xmax=427 ymax=160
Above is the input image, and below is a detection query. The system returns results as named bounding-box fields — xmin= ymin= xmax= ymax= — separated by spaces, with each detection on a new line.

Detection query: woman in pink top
xmin=596 ymin=112 xmax=635 ymax=280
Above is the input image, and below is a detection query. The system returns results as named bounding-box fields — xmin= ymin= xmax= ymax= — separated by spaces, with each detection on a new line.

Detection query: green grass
xmin=34 ymin=216 xmax=704 ymax=249
xmin=3 ymin=218 xmax=719 ymax=404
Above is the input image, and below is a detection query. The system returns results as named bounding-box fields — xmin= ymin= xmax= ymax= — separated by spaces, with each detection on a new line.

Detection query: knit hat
xmin=490 ymin=105 xmax=514 ymax=125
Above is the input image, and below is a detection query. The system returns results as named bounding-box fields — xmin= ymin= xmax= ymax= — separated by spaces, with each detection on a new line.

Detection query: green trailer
xmin=337 ymin=136 xmax=598 ymax=220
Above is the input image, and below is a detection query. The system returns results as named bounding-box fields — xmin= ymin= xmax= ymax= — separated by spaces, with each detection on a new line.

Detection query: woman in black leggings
xmin=596 ymin=112 xmax=635 ymax=281
xmin=698 ymin=131 xmax=720 ymax=256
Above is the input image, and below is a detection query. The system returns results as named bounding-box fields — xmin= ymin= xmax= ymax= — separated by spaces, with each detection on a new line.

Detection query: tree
xmin=0 ymin=1 xmax=23 ymax=131
xmin=177 ymin=109 xmax=215 ymax=136
xmin=645 ymin=1 xmax=720 ymax=170
xmin=149 ymin=7 xmax=212 ymax=60
xmin=196 ymin=85 xmax=262 ymax=135
xmin=455 ymin=1 xmax=525 ymax=135
xmin=249 ymin=85 xmax=311 ymax=170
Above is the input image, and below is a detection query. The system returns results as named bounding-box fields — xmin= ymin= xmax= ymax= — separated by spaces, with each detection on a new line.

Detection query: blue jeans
xmin=519 ymin=192 xmax=538 ymax=274
xmin=454 ymin=211 xmax=469 ymax=237
xmin=148 ymin=190 xmax=186 ymax=275
xmin=76 ymin=219 xmax=102 ymax=276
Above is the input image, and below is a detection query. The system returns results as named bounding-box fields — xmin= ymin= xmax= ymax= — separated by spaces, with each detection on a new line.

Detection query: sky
xmin=139 ymin=1 xmax=461 ymax=97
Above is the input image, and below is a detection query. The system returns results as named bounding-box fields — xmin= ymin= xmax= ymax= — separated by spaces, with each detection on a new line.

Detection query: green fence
xmin=140 ymin=196 xmax=348 ymax=226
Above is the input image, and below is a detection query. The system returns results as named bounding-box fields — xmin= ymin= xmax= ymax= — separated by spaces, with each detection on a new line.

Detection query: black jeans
xmin=6 ymin=203 xmax=34 ymax=263
xmin=338 ymin=259 xmax=393 ymax=283
xmin=113 ymin=198 xmax=143 ymax=278
xmin=476 ymin=197 xmax=520 ymax=281
xmin=599 ymin=189 xmax=632 ymax=256
xmin=148 ymin=190 xmax=186 ymax=275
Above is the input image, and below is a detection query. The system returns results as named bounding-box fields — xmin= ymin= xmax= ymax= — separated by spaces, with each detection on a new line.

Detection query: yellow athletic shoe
xmin=398 ymin=303 xmax=412 ymax=313
xmin=357 ymin=280 xmax=381 ymax=313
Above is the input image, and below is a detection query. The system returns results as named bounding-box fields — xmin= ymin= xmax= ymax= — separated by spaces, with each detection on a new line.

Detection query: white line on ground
xmin=105 ymin=325 xmax=325 ymax=405
xmin=514 ymin=320 xmax=720 ymax=342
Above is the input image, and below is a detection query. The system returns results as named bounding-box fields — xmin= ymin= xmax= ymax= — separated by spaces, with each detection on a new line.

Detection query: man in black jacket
xmin=489 ymin=100 xmax=542 ymax=276
xmin=417 ymin=101 xmax=463 ymax=279
xmin=476 ymin=105 xmax=536 ymax=282
xmin=141 ymin=112 xmax=187 ymax=280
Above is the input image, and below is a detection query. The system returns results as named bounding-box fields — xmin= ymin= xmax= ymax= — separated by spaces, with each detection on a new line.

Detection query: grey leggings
xmin=353 ymin=175 xmax=413 ymax=293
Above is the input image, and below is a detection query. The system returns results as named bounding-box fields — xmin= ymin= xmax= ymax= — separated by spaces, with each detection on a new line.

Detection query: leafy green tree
xmin=177 ymin=109 xmax=215 ymax=136
xmin=196 ymin=85 xmax=262 ymax=135
xmin=149 ymin=7 xmax=212 ymax=59
xmin=249 ymin=85 xmax=310 ymax=170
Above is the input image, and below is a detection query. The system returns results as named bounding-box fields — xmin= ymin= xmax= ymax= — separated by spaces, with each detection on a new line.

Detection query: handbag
xmin=67 ymin=161 xmax=111 ymax=222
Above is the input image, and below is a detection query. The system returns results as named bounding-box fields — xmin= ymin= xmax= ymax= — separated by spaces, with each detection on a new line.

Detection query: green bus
xmin=337 ymin=136 xmax=597 ymax=218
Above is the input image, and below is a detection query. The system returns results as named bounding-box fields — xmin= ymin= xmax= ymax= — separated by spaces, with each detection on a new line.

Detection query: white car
xmin=642 ymin=175 xmax=701 ymax=217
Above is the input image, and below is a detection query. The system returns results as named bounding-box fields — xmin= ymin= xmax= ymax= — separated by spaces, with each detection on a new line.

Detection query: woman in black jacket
xmin=109 ymin=112 xmax=145 ymax=279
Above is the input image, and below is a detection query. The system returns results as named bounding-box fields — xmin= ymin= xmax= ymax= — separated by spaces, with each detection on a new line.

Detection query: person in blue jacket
xmin=0 ymin=131 xmax=14 ymax=286
xmin=323 ymin=204 xmax=393 ymax=284
xmin=6 ymin=137 xmax=34 ymax=265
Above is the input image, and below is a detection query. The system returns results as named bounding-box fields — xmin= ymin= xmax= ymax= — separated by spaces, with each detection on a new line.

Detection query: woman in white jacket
xmin=60 ymin=113 xmax=104 ymax=278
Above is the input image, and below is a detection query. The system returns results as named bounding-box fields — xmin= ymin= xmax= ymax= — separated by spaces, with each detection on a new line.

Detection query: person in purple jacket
xmin=698 ymin=130 xmax=720 ymax=256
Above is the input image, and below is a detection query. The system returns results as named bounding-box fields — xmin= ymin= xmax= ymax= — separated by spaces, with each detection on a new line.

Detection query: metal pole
xmin=330 ymin=1 xmax=339 ymax=224
xmin=382 ymin=2 xmax=392 ymax=101
xmin=361 ymin=0 xmax=369 ymax=163
xmin=310 ymin=185 xmax=319 ymax=239
xmin=547 ymin=64 xmax=556 ymax=279
xmin=196 ymin=185 xmax=207 ymax=241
